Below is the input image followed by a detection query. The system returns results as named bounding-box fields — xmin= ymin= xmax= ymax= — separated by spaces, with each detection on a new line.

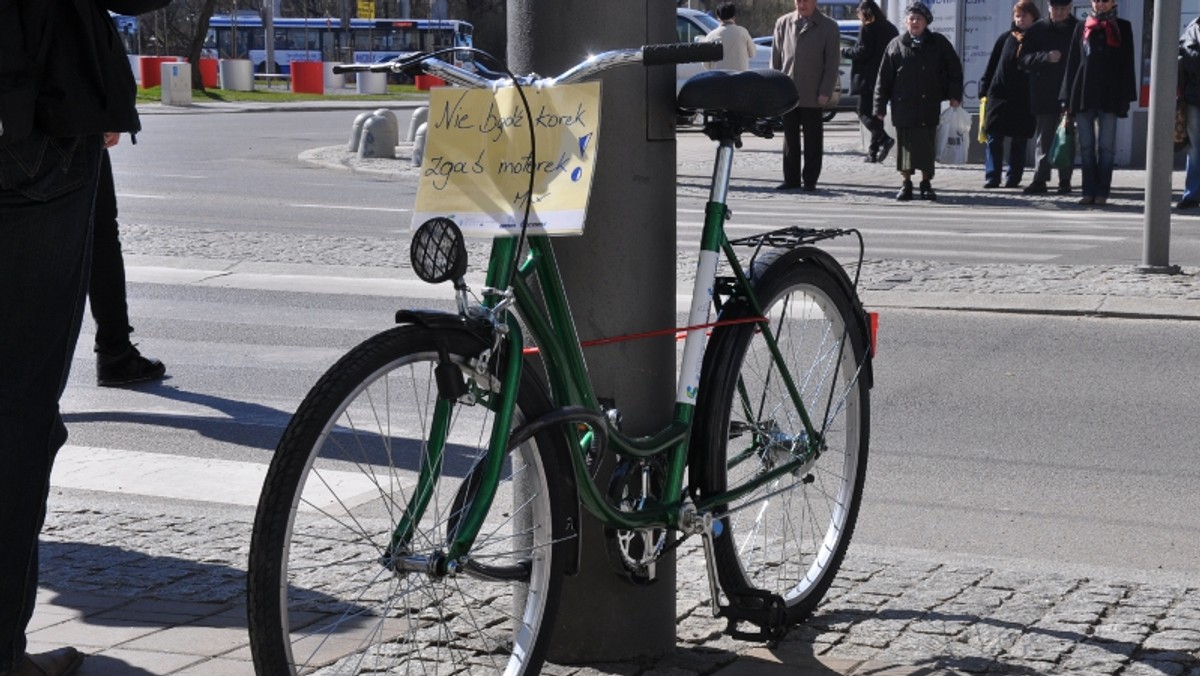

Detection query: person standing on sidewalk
xmin=771 ymin=0 xmax=840 ymax=191
xmin=703 ymin=3 xmax=757 ymax=71
xmin=874 ymin=1 xmax=963 ymax=201
xmin=1176 ymin=16 xmax=1200 ymax=210
xmin=1018 ymin=0 xmax=1079 ymax=195
xmin=979 ymin=1 xmax=1040 ymax=190
xmin=1 ymin=1 xmax=168 ymax=675
xmin=1059 ymin=0 xmax=1136 ymax=207
xmin=91 ymin=135 xmax=167 ymax=387
xmin=842 ymin=0 xmax=898 ymax=164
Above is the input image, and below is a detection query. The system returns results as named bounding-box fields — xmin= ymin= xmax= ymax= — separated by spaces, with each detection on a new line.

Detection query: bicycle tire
xmin=248 ymin=324 xmax=570 ymax=675
xmin=693 ymin=255 xmax=870 ymax=624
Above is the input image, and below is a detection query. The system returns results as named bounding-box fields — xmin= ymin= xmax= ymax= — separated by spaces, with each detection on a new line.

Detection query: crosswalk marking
xmin=51 ymin=445 xmax=386 ymax=512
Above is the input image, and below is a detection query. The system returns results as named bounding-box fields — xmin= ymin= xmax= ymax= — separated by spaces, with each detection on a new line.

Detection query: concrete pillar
xmin=508 ymin=0 xmax=680 ymax=664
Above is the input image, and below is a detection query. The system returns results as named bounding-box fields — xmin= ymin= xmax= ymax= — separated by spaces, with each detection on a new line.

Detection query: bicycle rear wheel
xmin=248 ymin=325 xmax=569 ymax=675
xmin=694 ymin=255 xmax=870 ymax=624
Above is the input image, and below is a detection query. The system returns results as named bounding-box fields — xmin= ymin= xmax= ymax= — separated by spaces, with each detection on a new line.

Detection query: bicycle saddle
xmin=677 ymin=69 xmax=799 ymax=119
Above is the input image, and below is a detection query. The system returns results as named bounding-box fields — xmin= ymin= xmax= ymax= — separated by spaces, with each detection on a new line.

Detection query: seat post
xmin=708 ymin=138 xmax=737 ymax=206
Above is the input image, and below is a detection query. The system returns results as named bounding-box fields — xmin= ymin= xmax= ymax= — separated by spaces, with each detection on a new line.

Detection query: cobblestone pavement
xmin=36 ymin=503 xmax=1200 ymax=675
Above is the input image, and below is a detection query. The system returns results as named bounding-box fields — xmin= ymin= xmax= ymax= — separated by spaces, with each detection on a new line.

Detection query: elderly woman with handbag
xmin=979 ymin=1 xmax=1040 ymax=190
xmin=874 ymin=1 xmax=964 ymax=201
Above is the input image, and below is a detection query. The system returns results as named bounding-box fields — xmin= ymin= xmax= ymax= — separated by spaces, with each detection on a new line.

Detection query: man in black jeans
xmin=91 ymin=139 xmax=166 ymax=387
xmin=0 ymin=2 xmax=170 ymax=674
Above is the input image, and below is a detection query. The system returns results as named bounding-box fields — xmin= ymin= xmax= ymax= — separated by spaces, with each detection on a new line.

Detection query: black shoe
xmin=1023 ymin=181 xmax=1048 ymax=194
xmin=11 ymin=648 xmax=85 ymax=676
xmin=877 ymin=136 xmax=895 ymax=163
xmin=896 ymin=180 xmax=914 ymax=201
xmin=801 ymin=183 xmax=817 ymax=192
xmin=1176 ymin=198 xmax=1200 ymax=210
xmin=1004 ymin=178 xmax=1021 ymax=189
xmin=1057 ymin=183 xmax=1073 ymax=194
xmin=983 ymin=180 xmax=1000 ymax=189
xmin=97 ymin=345 xmax=166 ymax=387
xmin=775 ymin=182 xmax=801 ymax=191
xmin=918 ymin=180 xmax=936 ymax=201
xmin=863 ymin=154 xmax=878 ymax=163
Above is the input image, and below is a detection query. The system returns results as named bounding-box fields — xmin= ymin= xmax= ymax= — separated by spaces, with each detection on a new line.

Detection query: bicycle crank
xmin=605 ymin=458 xmax=668 ymax=583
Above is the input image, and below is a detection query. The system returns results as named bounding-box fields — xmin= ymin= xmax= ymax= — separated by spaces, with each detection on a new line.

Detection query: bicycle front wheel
xmin=694 ymin=256 xmax=870 ymax=624
xmin=248 ymin=325 xmax=569 ymax=675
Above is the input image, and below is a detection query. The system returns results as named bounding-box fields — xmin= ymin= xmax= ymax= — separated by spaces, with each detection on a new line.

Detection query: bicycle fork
xmin=384 ymin=313 xmax=527 ymax=578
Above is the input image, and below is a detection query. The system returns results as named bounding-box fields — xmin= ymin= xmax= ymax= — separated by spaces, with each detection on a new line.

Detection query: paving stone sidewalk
xmin=32 ymin=502 xmax=1200 ymax=676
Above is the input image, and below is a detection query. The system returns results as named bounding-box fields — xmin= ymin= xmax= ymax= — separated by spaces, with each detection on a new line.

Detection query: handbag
xmin=1176 ymin=98 xmax=1189 ymax=153
xmin=976 ymin=97 xmax=988 ymax=144
xmin=1049 ymin=114 xmax=1075 ymax=170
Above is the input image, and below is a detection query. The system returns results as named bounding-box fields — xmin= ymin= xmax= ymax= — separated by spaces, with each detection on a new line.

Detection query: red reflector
xmin=868 ymin=312 xmax=879 ymax=357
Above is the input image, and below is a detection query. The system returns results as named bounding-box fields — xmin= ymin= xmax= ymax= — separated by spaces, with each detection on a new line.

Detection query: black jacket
xmin=0 ymin=0 xmax=169 ymax=146
xmin=1019 ymin=14 xmax=1079 ymax=115
xmin=874 ymin=30 xmax=964 ymax=129
xmin=1179 ymin=18 xmax=1200 ymax=108
xmin=844 ymin=18 xmax=898 ymax=98
xmin=980 ymin=28 xmax=1034 ymax=138
xmin=1059 ymin=12 xmax=1137 ymax=117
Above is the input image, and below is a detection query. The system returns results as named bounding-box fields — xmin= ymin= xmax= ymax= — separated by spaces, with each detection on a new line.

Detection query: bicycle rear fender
xmin=394 ymin=308 xmax=583 ymax=575
xmin=749 ymin=247 xmax=874 ymax=390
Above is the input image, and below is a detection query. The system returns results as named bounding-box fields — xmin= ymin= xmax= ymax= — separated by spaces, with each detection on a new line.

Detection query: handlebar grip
xmin=642 ymin=41 xmax=723 ymax=66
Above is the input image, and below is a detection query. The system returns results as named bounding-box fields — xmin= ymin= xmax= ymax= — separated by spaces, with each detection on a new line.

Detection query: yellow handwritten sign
xmin=413 ymin=82 xmax=601 ymax=237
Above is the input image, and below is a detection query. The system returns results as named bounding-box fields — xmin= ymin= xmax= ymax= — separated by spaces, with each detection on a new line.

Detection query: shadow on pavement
xmin=38 ymin=540 xmax=248 ymax=612
xmin=75 ymin=654 xmax=159 ymax=676
xmin=63 ymin=383 xmax=290 ymax=452
xmin=804 ymin=606 xmax=1198 ymax=675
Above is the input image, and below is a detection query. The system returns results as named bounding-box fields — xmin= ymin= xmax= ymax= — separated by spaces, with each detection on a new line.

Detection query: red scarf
xmin=1083 ymin=15 xmax=1121 ymax=48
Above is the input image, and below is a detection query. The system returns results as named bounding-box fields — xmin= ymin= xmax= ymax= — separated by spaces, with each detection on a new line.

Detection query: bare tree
xmin=186 ymin=0 xmax=220 ymax=90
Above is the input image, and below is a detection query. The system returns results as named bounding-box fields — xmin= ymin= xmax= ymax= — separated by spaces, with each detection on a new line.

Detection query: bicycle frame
xmin=381 ymin=51 xmax=839 ymax=569
xmin=422 ymin=134 xmax=826 ymax=570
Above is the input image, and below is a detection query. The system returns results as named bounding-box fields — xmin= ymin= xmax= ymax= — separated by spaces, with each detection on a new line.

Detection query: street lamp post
xmin=1140 ymin=0 xmax=1183 ymax=274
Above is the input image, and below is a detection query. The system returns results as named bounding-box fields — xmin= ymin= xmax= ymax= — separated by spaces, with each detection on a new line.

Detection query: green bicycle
xmin=248 ymin=42 xmax=874 ymax=675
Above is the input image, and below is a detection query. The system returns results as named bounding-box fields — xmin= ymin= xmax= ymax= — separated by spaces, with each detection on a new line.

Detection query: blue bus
xmin=204 ymin=12 xmax=474 ymax=74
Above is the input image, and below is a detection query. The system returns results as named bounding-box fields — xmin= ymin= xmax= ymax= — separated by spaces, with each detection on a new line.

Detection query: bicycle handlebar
xmin=330 ymin=41 xmax=724 ymax=88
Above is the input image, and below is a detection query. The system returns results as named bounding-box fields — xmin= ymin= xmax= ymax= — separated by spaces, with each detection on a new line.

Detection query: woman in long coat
xmin=980 ymin=1 xmax=1040 ymax=189
xmin=1060 ymin=0 xmax=1137 ymax=206
xmin=874 ymin=1 xmax=964 ymax=201
xmin=843 ymin=0 xmax=899 ymax=162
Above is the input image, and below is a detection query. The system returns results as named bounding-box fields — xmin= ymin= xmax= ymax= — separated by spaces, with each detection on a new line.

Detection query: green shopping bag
xmin=1049 ymin=115 xmax=1075 ymax=170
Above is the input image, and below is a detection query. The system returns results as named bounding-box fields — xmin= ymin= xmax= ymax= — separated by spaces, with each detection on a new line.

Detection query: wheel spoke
xmin=248 ymin=328 xmax=564 ymax=675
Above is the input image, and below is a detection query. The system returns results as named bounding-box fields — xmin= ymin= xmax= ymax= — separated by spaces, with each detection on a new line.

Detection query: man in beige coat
xmin=771 ymin=0 xmax=840 ymax=190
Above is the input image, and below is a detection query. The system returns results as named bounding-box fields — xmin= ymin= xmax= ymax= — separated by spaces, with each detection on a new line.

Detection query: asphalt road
xmin=111 ymin=108 xmax=1200 ymax=267
xmin=59 ymin=277 xmax=1200 ymax=581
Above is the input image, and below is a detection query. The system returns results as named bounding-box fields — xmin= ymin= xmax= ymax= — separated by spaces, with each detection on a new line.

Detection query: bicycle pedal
xmin=718 ymin=588 xmax=789 ymax=643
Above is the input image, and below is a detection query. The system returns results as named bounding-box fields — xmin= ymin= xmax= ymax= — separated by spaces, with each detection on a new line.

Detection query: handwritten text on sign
xmin=413 ymin=82 xmax=601 ymax=237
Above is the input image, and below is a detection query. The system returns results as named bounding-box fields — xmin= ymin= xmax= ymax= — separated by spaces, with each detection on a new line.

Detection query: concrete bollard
xmin=348 ymin=111 xmax=373 ymax=152
xmin=411 ymin=122 xmax=428 ymax=167
xmin=358 ymin=114 xmax=397 ymax=159
xmin=407 ymin=106 xmax=429 ymax=142
xmin=373 ymin=109 xmax=399 ymax=141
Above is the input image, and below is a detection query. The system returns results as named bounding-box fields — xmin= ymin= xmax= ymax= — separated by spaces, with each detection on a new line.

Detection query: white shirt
xmin=703 ymin=22 xmax=757 ymax=71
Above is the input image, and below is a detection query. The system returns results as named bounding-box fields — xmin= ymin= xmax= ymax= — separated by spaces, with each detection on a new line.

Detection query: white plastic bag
xmin=936 ymin=106 xmax=971 ymax=165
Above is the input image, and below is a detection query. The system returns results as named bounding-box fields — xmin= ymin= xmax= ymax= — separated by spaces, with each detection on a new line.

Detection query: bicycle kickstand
xmin=694 ymin=510 xmax=789 ymax=644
